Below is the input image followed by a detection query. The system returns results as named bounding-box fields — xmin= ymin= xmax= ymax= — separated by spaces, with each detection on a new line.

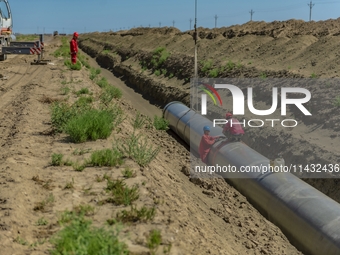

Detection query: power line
xmin=249 ymin=9 xmax=255 ymax=21
xmin=308 ymin=1 xmax=315 ymax=21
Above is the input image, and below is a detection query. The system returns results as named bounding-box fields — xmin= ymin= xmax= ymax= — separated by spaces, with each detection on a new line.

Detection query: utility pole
xmin=190 ymin=18 xmax=192 ymax=30
xmin=159 ymin=22 xmax=161 ymax=27
xmin=308 ymin=1 xmax=314 ymax=21
xmin=249 ymin=9 xmax=255 ymax=21
xmin=214 ymin=15 xmax=218 ymax=28
xmin=193 ymin=0 xmax=198 ymax=111
xmin=173 ymin=20 xmax=175 ymax=27
xmin=194 ymin=0 xmax=197 ymax=78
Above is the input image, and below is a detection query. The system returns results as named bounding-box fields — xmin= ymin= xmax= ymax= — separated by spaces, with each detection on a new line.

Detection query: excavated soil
xmin=0 ymin=35 xmax=303 ymax=255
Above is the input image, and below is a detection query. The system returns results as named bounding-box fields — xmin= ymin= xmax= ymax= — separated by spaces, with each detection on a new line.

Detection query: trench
xmin=78 ymin=38 xmax=340 ymax=205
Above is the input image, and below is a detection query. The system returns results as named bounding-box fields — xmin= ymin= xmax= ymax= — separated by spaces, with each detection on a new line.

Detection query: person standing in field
xmin=70 ymin=32 xmax=79 ymax=64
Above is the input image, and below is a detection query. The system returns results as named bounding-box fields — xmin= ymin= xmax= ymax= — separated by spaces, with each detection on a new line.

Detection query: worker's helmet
xmin=203 ymin=126 xmax=210 ymax=132
xmin=226 ymin=112 xmax=233 ymax=119
xmin=73 ymin=32 xmax=79 ymax=38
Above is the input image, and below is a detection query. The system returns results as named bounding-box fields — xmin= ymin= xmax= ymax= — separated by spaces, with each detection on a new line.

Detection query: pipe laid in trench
xmin=163 ymin=101 xmax=340 ymax=255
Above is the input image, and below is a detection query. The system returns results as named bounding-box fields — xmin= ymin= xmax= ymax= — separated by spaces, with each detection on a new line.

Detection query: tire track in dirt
xmin=0 ymin=63 xmax=43 ymax=155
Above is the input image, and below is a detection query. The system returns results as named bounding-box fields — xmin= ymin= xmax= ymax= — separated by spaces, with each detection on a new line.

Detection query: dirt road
xmin=0 ymin=35 xmax=304 ymax=254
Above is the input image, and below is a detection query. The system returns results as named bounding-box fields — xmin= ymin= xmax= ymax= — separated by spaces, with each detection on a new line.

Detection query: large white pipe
xmin=163 ymin=101 xmax=340 ymax=255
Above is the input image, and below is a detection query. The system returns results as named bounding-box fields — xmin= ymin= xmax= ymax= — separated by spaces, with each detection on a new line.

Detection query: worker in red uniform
xmin=199 ymin=126 xmax=223 ymax=164
xmin=222 ymin=112 xmax=245 ymax=142
xmin=70 ymin=32 xmax=79 ymax=64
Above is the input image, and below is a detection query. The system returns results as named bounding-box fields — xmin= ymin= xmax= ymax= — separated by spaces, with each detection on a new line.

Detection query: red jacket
xmin=223 ymin=118 xmax=245 ymax=135
xmin=70 ymin=38 xmax=78 ymax=54
xmin=199 ymin=134 xmax=218 ymax=164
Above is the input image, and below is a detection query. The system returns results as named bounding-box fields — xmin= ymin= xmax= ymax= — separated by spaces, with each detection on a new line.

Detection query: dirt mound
xmin=194 ymin=18 xmax=340 ymax=39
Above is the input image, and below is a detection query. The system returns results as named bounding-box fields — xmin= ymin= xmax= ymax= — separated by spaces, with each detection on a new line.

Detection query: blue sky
xmin=6 ymin=0 xmax=340 ymax=34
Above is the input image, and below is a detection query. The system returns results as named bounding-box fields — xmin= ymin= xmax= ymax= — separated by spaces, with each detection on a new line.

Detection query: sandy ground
xmin=0 ymin=34 xmax=306 ymax=254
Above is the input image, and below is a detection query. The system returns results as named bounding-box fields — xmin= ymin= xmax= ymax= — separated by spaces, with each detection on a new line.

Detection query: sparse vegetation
xmin=260 ymin=72 xmax=267 ymax=79
xmin=73 ymin=148 xmax=92 ymax=155
xmin=72 ymin=161 xmax=86 ymax=171
xmin=78 ymin=54 xmax=91 ymax=69
xmin=53 ymin=37 xmax=69 ymax=58
xmin=333 ymin=96 xmax=340 ymax=107
xmin=64 ymin=109 xmax=117 ymax=143
xmin=87 ymin=148 xmax=124 ymax=167
xmin=310 ymin=72 xmax=318 ymax=78
xmin=51 ymin=153 xmax=63 ymax=166
xmin=51 ymin=214 xmax=128 ymax=255
xmin=226 ymin=60 xmax=236 ymax=70
xmin=116 ymin=132 xmax=160 ymax=167
xmin=116 ymin=205 xmax=156 ymax=223
xmin=132 ymin=112 xmax=146 ymax=129
xmin=75 ymin=87 xmax=90 ymax=96
xmin=64 ymin=59 xmax=82 ymax=70
xmin=122 ymin=167 xmax=136 ymax=178
xmin=105 ymin=179 xmax=139 ymax=206
xmin=64 ymin=178 xmax=75 ymax=190
xmin=33 ymin=193 xmax=55 ymax=212
xmin=96 ymin=76 xmax=109 ymax=87
xmin=154 ymin=69 xmax=161 ymax=76
xmin=36 ymin=217 xmax=48 ymax=226
xmin=14 ymin=236 xmax=28 ymax=245
xmin=16 ymin=34 xmax=39 ymax=42
xmin=153 ymin=115 xmax=169 ymax=130
xmin=60 ymin=86 xmax=70 ymax=95
xmin=151 ymin=46 xmax=170 ymax=70
xmin=209 ymin=68 xmax=219 ymax=78
xmin=90 ymin=67 xmax=101 ymax=80
xmin=200 ymin=59 xmax=213 ymax=75
xmin=100 ymin=85 xmax=123 ymax=105
xmin=147 ymin=229 xmax=162 ymax=255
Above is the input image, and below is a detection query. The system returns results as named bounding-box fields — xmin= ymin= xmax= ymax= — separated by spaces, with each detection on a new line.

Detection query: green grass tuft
xmin=116 ymin=132 xmax=160 ymax=167
xmin=64 ymin=109 xmax=115 ymax=143
xmin=116 ymin=205 xmax=155 ymax=223
xmin=87 ymin=148 xmax=124 ymax=167
xmin=50 ymin=215 xmax=129 ymax=255
xmin=153 ymin=116 xmax=169 ymax=130
xmin=105 ymin=179 xmax=139 ymax=206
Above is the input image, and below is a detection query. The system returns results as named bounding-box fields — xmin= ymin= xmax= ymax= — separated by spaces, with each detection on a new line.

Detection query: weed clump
xmin=116 ymin=205 xmax=156 ymax=223
xmin=87 ymin=148 xmax=124 ymax=167
xmin=64 ymin=59 xmax=82 ymax=70
xmin=116 ymin=132 xmax=160 ymax=167
xmin=105 ymin=179 xmax=139 ymax=206
xmin=50 ymin=98 xmax=123 ymax=142
xmin=64 ymin=109 xmax=116 ymax=143
xmin=100 ymin=86 xmax=122 ymax=105
xmin=51 ymin=153 xmax=63 ymax=166
xmin=153 ymin=116 xmax=169 ymax=130
xmin=147 ymin=229 xmax=162 ymax=255
xmin=51 ymin=215 xmax=128 ymax=255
